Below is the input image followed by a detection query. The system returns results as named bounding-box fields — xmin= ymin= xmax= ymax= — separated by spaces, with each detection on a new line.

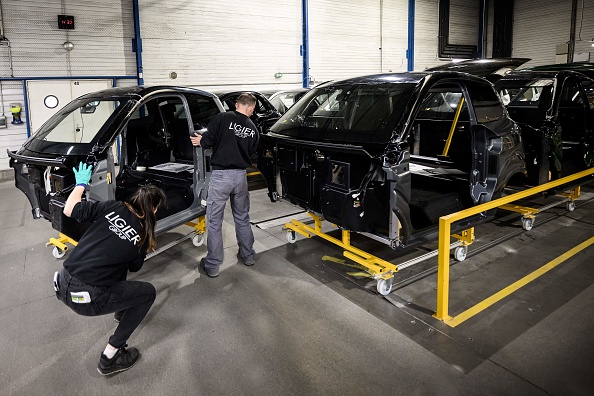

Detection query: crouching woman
xmin=54 ymin=162 xmax=166 ymax=375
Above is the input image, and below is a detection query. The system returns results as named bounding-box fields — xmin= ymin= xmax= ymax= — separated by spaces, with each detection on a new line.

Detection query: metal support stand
xmin=46 ymin=215 xmax=207 ymax=260
xmin=499 ymin=186 xmax=581 ymax=230
xmin=285 ymin=212 xmax=475 ymax=296
xmin=47 ymin=233 xmax=78 ymax=259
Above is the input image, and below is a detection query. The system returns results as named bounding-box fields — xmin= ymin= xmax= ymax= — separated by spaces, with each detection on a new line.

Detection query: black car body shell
xmin=216 ymin=91 xmax=282 ymax=134
xmin=267 ymin=88 xmax=310 ymax=114
xmin=257 ymin=71 xmax=526 ymax=249
xmin=8 ymin=85 xmax=222 ymax=240
xmin=495 ymin=70 xmax=594 ymax=184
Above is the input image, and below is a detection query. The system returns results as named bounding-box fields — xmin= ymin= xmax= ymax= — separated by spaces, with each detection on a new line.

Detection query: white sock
xmin=103 ymin=345 xmax=117 ymax=359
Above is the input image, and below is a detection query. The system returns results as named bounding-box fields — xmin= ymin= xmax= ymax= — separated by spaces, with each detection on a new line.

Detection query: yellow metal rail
xmin=435 ymin=167 xmax=594 ymax=325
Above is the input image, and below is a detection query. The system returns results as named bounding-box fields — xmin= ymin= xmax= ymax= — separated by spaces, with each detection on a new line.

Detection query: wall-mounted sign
xmin=58 ymin=15 xmax=75 ymax=30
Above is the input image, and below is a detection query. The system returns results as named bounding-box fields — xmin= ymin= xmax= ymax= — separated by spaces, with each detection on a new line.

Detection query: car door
xmin=556 ymin=76 xmax=592 ymax=171
xmin=577 ymin=76 xmax=594 ymax=167
xmin=463 ymin=79 xmax=525 ymax=201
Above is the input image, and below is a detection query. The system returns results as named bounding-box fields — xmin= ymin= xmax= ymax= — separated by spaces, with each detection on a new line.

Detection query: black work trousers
xmin=56 ymin=267 xmax=156 ymax=348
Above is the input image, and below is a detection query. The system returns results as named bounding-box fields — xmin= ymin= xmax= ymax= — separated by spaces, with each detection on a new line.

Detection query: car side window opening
xmin=186 ymin=94 xmax=220 ymax=130
xmin=255 ymin=98 xmax=268 ymax=115
xmin=125 ymin=96 xmax=197 ymax=169
xmin=406 ymin=83 xmax=484 ymax=229
xmin=410 ymin=83 xmax=472 ymax=169
xmin=579 ymin=77 xmax=594 ymax=110
xmin=498 ymin=79 xmax=554 ymax=127
xmin=558 ymin=78 xmax=589 ymax=144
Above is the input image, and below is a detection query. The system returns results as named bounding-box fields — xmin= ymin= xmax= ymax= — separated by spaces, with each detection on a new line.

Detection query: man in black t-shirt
xmin=191 ymin=93 xmax=259 ymax=277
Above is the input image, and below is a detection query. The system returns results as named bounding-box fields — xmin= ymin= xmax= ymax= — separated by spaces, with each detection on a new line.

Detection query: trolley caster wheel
xmin=286 ymin=230 xmax=297 ymax=244
xmin=377 ymin=278 xmax=393 ymax=296
xmin=567 ymin=201 xmax=576 ymax=212
xmin=521 ymin=217 xmax=534 ymax=231
xmin=454 ymin=246 xmax=467 ymax=262
xmin=271 ymin=191 xmax=279 ymax=202
xmin=52 ymin=246 xmax=66 ymax=259
xmin=192 ymin=234 xmax=205 ymax=247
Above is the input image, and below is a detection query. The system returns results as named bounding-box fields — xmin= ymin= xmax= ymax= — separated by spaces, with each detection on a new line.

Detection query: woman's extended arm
xmin=63 ymin=162 xmax=93 ymax=217
xmin=64 ymin=185 xmax=86 ymax=217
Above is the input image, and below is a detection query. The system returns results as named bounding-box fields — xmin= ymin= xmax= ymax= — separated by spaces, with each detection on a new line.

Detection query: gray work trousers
xmin=203 ymin=169 xmax=255 ymax=269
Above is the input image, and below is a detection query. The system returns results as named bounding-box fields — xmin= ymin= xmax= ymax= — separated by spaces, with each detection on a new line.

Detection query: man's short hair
xmin=237 ymin=93 xmax=256 ymax=107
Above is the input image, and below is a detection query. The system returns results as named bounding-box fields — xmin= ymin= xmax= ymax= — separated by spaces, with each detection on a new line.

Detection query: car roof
xmin=425 ymin=58 xmax=531 ymax=76
xmin=313 ymin=71 xmax=492 ymax=89
xmin=523 ymin=62 xmax=594 ymax=79
xmin=497 ymin=69 xmax=592 ymax=81
xmin=76 ymin=85 xmax=218 ymax=101
xmin=213 ymin=90 xmax=267 ymax=98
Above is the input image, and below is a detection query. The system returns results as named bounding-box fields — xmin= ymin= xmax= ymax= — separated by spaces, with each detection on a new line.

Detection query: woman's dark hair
xmin=126 ymin=184 xmax=167 ymax=252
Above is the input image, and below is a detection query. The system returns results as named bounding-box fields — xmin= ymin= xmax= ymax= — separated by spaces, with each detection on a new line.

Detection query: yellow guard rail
xmin=434 ymin=167 xmax=594 ymax=324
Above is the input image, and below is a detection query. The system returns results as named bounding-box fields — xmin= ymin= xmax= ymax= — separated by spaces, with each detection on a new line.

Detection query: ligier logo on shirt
xmin=105 ymin=212 xmax=141 ymax=245
xmin=229 ymin=122 xmax=255 ymax=139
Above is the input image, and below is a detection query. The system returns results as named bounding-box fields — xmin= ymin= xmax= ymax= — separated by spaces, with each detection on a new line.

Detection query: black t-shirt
xmin=63 ymin=200 xmax=147 ymax=286
xmin=201 ymin=110 xmax=259 ymax=170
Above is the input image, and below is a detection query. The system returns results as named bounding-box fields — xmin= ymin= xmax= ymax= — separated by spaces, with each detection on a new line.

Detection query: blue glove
xmin=73 ymin=162 xmax=93 ymax=187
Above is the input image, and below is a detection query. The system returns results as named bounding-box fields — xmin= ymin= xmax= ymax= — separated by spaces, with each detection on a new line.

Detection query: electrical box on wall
xmin=574 ymin=53 xmax=591 ymax=62
xmin=556 ymin=43 xmax=568 ymax=55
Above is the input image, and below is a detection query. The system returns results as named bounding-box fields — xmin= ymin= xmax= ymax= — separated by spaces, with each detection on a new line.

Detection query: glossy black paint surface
xmin=496 ymin=70 xmax=594 ymax=183
xmin=8 ymin=86 xmax=221 ymax=240
xmin=258 ymin=72 xmax=526 ymax=249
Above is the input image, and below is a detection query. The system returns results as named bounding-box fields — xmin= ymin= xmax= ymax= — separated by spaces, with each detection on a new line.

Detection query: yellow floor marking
xmin=347 ymin=271 xmax=372 ymax=278
xmin=322 ymin=255 xmax=346 ymax=264
xmin=446 ymin=235 xmax=594 ymax=327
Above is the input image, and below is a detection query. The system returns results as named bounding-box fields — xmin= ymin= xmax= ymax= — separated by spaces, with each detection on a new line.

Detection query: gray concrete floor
xmin=1 ymin=179 xmax=594 ymax=395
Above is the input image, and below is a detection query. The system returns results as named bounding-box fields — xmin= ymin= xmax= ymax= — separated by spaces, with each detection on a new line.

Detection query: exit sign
xmin=58 ymin=15 xmax=75 ymax=30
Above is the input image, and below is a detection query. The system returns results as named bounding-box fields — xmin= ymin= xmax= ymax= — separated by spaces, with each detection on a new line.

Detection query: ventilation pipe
xmin=568 ymin=0 xmax=578 ymax=63
xmin=132 ymin=0 xmax=144 ymax=86
xmin=407 ymin=0 xmax=415 ymax=71
xmin=0 ymin=0 xmax=6 ymax=41
xmin=302 ymin=0 xmax=310 ymax=88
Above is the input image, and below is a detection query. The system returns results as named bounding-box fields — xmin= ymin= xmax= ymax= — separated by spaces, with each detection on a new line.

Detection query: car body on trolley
xmin=257 ymin=72 xmax=527 ymax=250
xmin=495 ymin=70 xmax=594 ymax=185
xmin=8 ymin=86 xmax=221 ymax=241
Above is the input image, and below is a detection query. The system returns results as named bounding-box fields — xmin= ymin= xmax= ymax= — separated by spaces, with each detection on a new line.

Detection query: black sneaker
xmin=200 ymin=258 xmax=219 ymax=278
xmin=237 ymin=251 xmax=255 ymax=266
xmin=97 ymin=345 xmax=140 ymax=376
xmin=114 ymin=311 xmax=124 ymax=323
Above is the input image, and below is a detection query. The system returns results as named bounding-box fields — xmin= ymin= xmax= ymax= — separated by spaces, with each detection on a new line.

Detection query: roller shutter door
xmin=308 ymin=0 xmax=382 ymax=82
xmin=512 ymin=0 xmax=572 ymax=67
xmin=414 ymin=0 xmax=479 ymax=71
xmin=139 ymin=1 xmax=302 ymax=88
xmin=0 ymin=0 xmax=135 ymax=76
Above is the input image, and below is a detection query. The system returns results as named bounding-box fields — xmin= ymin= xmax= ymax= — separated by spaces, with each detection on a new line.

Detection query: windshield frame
xmin=269 ymin=82 xmax=418 ymax=145
xmin=23 ymin=97 xmax=133 ymax=156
